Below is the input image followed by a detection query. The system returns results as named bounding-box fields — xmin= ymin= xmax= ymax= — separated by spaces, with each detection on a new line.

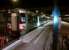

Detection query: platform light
xmin=64 ymin=14 xmax=69 ymax=16
xmin=12 ymin=0 xmax=18 ymax=2
xmin=35 ymin=10 xmax=39 ymax=13
xmin=19 ymin=9 xmax=26 ymax=13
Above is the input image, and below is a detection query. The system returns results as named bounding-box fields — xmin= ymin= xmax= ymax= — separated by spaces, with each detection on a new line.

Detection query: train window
xmin=20 ymin=17 xmax=26 ymax=23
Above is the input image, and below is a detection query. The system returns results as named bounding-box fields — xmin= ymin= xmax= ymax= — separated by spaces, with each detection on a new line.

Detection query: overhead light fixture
xmin=12 ymin=0 xmax=18 ymax=2
xmin=64 ymin=14 xmax=69 ymax=16
xmin=19 ymin=9 xmax=26 ymax=13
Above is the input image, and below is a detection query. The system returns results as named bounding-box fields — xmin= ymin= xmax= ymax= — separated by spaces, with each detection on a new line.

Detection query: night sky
xmin=0 ymin=0 xmax=68 ymax=13
xmin=0 ymin=0 xmax=68 ymax=8
xmin=0 ymin=0 xmax=52 ymax=8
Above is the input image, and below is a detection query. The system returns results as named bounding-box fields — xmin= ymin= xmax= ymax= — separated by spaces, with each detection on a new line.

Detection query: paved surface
xmin=2 ymin=21 xmax=53 ymax=50
xmin=59 ymin=21 xmax=69 ymax=50
xmin=3 ymin=21 xmax=69 ymax=50
xmin=14 ymin=25 xmax=52 ymax=50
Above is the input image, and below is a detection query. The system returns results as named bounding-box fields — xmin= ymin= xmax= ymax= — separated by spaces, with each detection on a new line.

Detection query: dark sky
xmin=0 ymin=0 xmax=53 ymax=8
xmin=0 ymin=0 xmax=69 ymax=9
